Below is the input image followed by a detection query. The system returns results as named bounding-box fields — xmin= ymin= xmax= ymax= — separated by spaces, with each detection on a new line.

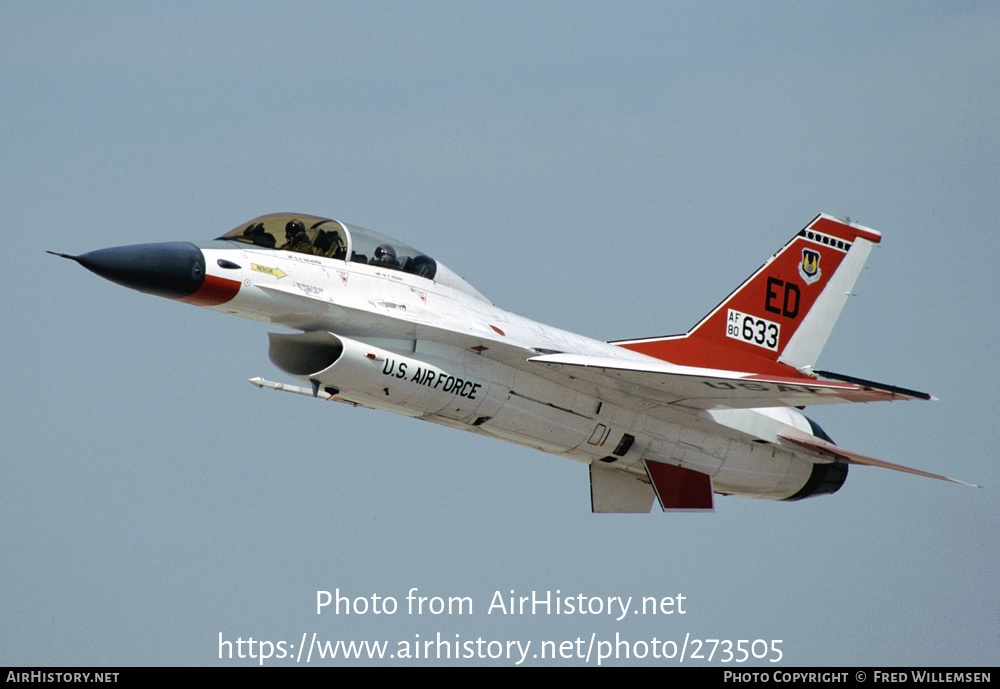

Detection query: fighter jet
xmin=50 ymin=212 xmax=973 ymax=512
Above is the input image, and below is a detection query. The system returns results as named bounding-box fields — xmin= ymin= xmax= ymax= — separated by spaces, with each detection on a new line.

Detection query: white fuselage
xmin=199 ymin=241 xmax=821 ymax=501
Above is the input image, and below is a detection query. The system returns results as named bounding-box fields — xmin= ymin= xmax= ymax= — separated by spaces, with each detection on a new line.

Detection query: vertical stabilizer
xmin=615 ymin=214 xmax=881 ymax=377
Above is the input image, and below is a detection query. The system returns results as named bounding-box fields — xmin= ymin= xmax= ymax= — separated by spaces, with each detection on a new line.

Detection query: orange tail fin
xmin=614 ymin=214 xmax=881 ymax=378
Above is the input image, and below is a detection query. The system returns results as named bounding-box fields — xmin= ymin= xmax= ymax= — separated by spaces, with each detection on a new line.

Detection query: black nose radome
xmin=50 ymin=242 xmax=206 ymax=299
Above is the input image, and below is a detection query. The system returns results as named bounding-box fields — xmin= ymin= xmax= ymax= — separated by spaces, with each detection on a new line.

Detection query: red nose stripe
xmin=178 ymin=274 xmax=241 ymax=307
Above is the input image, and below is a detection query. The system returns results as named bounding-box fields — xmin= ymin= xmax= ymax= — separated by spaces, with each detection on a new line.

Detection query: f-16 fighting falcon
xmin=50 ymin=212 xmax=974 ymax=512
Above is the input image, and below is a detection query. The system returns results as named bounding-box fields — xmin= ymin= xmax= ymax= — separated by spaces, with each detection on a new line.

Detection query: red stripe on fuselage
xmin=177 ymin=274 xmax=241 ymax=307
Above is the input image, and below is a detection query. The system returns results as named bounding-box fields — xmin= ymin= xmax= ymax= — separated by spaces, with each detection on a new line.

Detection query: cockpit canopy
xmin=219 ymin=213 xmax=437 ymax=278
xmin=217 ymin=213 xmax=490 ymax=302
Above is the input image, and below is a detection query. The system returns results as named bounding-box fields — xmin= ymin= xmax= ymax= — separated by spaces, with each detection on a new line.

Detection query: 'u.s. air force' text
xmin=381 ymin=358 xmax=482 ymax=399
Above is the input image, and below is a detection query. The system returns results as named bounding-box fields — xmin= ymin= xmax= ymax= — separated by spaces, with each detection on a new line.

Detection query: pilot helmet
xmin=285 ymin=219 xmax=306 ymax=240
xmin=374 ymin=244 xmax=396 ymax=262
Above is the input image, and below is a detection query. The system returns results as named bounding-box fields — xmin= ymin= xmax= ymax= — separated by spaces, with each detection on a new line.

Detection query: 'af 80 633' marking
xmin=726 ymin=309 xmax=779 ymax=351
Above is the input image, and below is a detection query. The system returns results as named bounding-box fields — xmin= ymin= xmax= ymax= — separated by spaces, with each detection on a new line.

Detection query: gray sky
xmin=3 ymin=2 xmax=997 ymax=666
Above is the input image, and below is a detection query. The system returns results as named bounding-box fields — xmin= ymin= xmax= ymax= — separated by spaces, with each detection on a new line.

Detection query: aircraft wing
xmin=526 ymin=352 xmax=931 ymax=410
xmin=253 ymin=281 xmax=932 ymax=411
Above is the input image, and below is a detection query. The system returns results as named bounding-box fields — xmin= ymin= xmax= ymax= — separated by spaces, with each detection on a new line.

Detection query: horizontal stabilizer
xmin=644 ymin=461 xmax=715 ymax=511
xmin=589 ymin=463 xmax=655 ymax=513
xmin=779 ymin=432 xmax=979 ymax=487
